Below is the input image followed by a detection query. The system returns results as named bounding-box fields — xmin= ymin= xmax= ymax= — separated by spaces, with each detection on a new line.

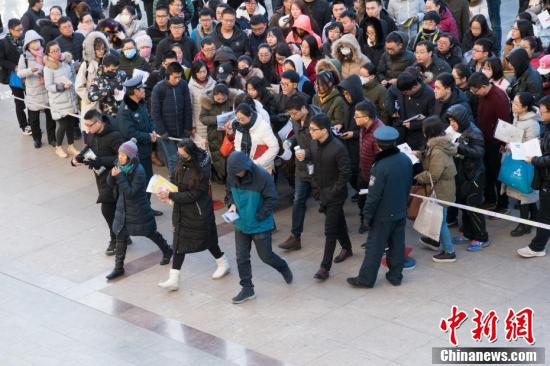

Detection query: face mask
xmin=105 ymin=70 xmax=116 ymax=78
xmin=124 ymin=49 xmax=136 ymax=59
xmin=238 ymin=67 xmax=250 ymax=76
xmin=120 ymin=14 xmax=132 ymax=25
xmin=139 ymin=47 xmax=152 ymax=59
xmin=340 ymin=47 xmax=351 ymax=55
xmin=423 ymin=28 xmax=435 ymax=35
xmin=30 ymin=47 xmax=44 ymax=56
xmin=359 ymin=76 xmax=369 ymax=85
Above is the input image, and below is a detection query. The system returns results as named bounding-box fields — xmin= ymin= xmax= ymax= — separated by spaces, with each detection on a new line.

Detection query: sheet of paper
xmin=510 ymin=143 xmax=526 ymax=160
xmin=400 ymin=16 xmax=415 ymax=28
xmin=359 ymin=189 xmax=369 ymax=195
xmin=133 ymin=68 xmax=150 ymax=83
xmin=278 ymin=120 xmax=293 ymax=140
xmin=522 ymin=138 xmax=542 ymax=157
xmin=397 ymin=143 xmax=420 ymax=165
xmin=216 ymin=111 xmax=235 ymax=129
xmin=445 ymin=126 xmax=461 ymax=143
xmin=539 ymin=10 xmax=550 ymax=29
xmin=222 ymin=211 xmax=240 ymax=223
xmin=494 ymin=119 xmax=524 ymax=144
xmin=146 ymin=174 xmax=178 ymax=194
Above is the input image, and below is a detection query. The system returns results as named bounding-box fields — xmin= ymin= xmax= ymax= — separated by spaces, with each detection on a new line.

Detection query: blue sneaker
xmin=467 ymin=241 xmax=490 ymax=252
xmin=404 ymin=257 xmax=416 ymax=270
xmin=452 ymin=236 xmax=470 ymax=245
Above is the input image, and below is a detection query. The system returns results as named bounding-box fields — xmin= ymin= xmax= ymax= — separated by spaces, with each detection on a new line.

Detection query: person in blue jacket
xmin=347 ymin=126 xmax=413 ymax=288
xmin=226 ymin=151 xmax=293 ymax=304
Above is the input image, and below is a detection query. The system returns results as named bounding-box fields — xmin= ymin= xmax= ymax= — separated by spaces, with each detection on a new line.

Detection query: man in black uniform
xmin=347 ymin=126 xmax=413 ymax=288
xmin=71 ymin=109 xmax=124 ymax=255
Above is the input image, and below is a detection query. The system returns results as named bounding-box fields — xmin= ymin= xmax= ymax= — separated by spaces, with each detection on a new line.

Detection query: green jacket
xmin=312 ymin=88 xmax=349 ymax=127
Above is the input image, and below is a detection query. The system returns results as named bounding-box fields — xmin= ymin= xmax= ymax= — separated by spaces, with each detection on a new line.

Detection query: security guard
xmin=115 ymin=74 xmax=163 ymax=216
xmin=347 ymin=126 xmax=413 ymax=288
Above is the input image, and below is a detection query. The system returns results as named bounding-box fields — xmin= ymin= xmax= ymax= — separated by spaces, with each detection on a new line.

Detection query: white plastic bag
xmin=413 ymin=173 xmax=443 ymax=241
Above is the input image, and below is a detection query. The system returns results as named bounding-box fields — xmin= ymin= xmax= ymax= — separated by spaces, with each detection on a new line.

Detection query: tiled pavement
xmin=1 ymin=0 xmax=548 ymax=365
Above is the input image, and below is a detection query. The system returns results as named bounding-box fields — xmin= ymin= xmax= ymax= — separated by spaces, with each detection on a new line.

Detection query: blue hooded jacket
xmin=226 ymin=151 xmax=277 ymax=234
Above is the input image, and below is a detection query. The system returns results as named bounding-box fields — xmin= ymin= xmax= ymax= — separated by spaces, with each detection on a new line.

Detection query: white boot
xmin=158 ymin=269 xmax=180 ymax=291
xmin=67 ymin=144 xmax=79 ymax=156
xmin=212 ymin=254 xmax=230 ymax=279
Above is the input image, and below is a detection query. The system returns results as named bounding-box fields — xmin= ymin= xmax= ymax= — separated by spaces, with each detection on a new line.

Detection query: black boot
xmin=151 ymin=232 xmax=173 ymax=265
xmin=105 ymin=239 xmax=116 ymax=256
xmin=358 ymin=217 xmax=368 ymax=234
xmin=511 ymin=204 xmax=531 ymax=237
xmin=106 ymin=238 xmax=128 ymax=280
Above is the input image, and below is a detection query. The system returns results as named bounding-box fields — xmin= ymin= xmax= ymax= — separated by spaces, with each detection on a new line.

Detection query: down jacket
xmin=169 ymin=151 xmax=218 ymax=254
xmin=415 ymin=136 xmax=458 ymax=203
xmin=43 ymin=53 xmax=78 ymax=120
xmin=188 ymin=76 xmax=216 ymax=142
xmin=532 ymin=123 xmax=550 ymax=190
xmin=17 ymin=31 xmax=48 ymax=112
xmin=285 ymin=15 xmax=322 ymax=47
xmin=331 ymin=34 xmax=371 ymax=80
xmin=75 ymin=32 xmax=111 ymax=122
xmin=108 ymin=160 xmax=157 ymax=236
xmin=312 ymin=88 xmax=349 ymax=128
xmin=151 ymin=79 xmax=193 ymax=137
xmin=376 ymin=31 xmax=416 ymax=82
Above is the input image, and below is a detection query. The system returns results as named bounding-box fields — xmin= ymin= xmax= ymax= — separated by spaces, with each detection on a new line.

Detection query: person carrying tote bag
xmin=414 ymin=116 xmax=458 ymax=263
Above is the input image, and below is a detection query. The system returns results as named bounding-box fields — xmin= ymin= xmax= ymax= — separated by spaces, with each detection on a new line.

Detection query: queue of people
xmin=1 ymin=0 xmax=550 ymax=304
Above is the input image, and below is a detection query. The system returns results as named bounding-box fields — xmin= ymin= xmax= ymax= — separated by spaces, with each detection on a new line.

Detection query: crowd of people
xmin=1 ymin=0 xmax=549 ymax=303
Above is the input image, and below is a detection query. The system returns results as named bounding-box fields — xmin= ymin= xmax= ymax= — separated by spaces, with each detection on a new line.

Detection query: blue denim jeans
xmin=486 ymin=0 xmax=502 ymax=53
xmin=291 ymin=176 xmax=312 ymax=238
xmin=158 ymin=139 xmax=179 ymax=176
xmin=234 ymin=229 xmax=289 ymax=289
xmin=440 ymin=207 xmax=454 ymax=254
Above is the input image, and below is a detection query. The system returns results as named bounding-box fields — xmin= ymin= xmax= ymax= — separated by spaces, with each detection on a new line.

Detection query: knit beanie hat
xmin=119 ymin=138 xmax=138 ymax=160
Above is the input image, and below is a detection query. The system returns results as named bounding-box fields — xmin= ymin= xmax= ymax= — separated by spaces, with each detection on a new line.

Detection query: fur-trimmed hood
xmin=315 ymin=58 xmax=342 ymax=82
xmin=82 ymin=31 xmax=110 ymax=63
xmin=427 ymin=135 xmax=458 ymax=156
xmin=331 ymin=33 xmax=370 ymax=65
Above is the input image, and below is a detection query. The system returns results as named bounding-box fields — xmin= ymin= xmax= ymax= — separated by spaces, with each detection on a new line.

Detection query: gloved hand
xmin=84 ymin=159 xmax=102 ymax=170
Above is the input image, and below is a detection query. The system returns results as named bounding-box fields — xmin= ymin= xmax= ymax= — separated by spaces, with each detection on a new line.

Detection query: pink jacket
xmin=285 ymin=15 xmax=322 ymax=47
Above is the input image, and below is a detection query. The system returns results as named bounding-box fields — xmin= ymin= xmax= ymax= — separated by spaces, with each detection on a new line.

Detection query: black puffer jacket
xmin=210 ymin=22 xmax=250 ymax=58
xmin=37 ymin=18 xmax=61 ymax=44
xmin=116 ymin=95 xmax=154 ymax=161
xmin=507 ymin=48 xmax=543 ymax=101
xmin=311 ymin=134 xmax=351 ymax=205
xmin=447 ymin=104 xmax=485 ymax=183
xmin=169 ymin=151 xmax=218 ymax=254
xmin=376 ymin=31 xmax=415 ymax=83
xmin=433 ymin=87 xmax=472 ymax=123
xmin=154 ymin=35 xmax=197 ymax=68
xmin=338 ymin=75 xmax=363 ymax=170
xmin=75 ymin=122 xmax=123 ymax=203
xmin=532 ymin=123 xmax=550 ymax=190
xmin=288 ymin=105 xmax=320 ymax=181
xmin=108 ymin=160 xmax=157 ymax=236
xmin=435 ymin=41 xmax=463 ymax=69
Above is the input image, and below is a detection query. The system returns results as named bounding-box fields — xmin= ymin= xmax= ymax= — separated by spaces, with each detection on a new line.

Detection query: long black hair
xmin=175 ymin=138 xmax=205 ymax=190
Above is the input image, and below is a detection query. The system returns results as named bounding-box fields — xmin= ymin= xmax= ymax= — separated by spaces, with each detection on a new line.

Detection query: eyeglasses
xmin=49 ymin=49 xmax=61 ymax=54
xmin=203 ymin=47 xmax=216 ymax=53
xmin=280 ymin=82 xmax=292 ymax=87
xmin=309 ymin=127 xmax=321 ymax=132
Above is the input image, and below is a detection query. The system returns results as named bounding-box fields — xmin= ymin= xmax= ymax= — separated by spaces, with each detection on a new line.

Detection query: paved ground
xmin=1 ymin=0 xmax=548 ymax=365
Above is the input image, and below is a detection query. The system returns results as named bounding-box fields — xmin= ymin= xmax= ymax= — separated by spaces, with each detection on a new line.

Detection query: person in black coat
xmin=55 ymin=16 xmax=85 ymax=63
xmin=146 ymin=6 xmax=170 ymax=56
xmin=445 ymin=104 xmax=489 ymax=248
xmin=116 ymin=76 xmax=157 ymax=189
xmin=433 ymin=72 xmax=472 ymax=122
xmin=347 ymin=126 xmax=413 ymax=288
xmin=105 ymin=138 xmax=173 ymax=280
xmin=310 ymin=114 xmax=353 ymax=280
xmin=0 ymin=19 xmax=28 ymax=134
xmin=151 ymin=62 xmax=193 ymax=176
xmin=72 ymin=110 xmax=124 ymax=255
xmin=360 ymin=16 xmax=385 ymax=66
xmin=157 ymin=139 xmax=231 ymax=291
xmin=338 ymin=74 xmax=364 ymax=194
xmin=506 ymin=47 xmax=543 ymax=101
xmin=153 ymin=16 xmax=197 ymax=68
xmin=21 ymin=0 xmax=46 ymax=33
xmin=37 ymin=6 xmax=62 ymax=44
xmin=518 ymin=96 xmax=550 ymax=257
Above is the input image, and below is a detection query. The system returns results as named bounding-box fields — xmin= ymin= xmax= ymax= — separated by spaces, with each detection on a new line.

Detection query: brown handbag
xmin=407 ymin=185 xmax=428 ymax=220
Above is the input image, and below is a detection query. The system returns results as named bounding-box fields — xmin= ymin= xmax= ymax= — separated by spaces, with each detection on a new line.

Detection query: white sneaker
xmin=517 ymin=246 xmax=546 ymax=258
xmin=212 ymin=254 xmax=230 ymax=279
xmin=22 ymin=126 xmax=32 ymax=136
xmin=158 ymin=269 xmax=180 ymax=291
xmin=55 ymin=146 xmax=68 ymax=158
xmin=67 ymin=144 xmax=79 ymax=156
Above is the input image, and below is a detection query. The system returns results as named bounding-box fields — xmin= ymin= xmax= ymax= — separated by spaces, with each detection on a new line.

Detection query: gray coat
xmin=16 ymin=30 xmax=48 ymax=112
xmin=44 ymin=53 xmax=78 ymax=120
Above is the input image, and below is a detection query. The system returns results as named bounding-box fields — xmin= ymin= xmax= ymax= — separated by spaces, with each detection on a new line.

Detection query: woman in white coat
xmin=188 ymin=60 xmax=216 ymax=149
xmin=229 ymin=102 xmax=279 ymax=174
xmin=507 ymin=92 xmax=541 ymax=237
xmin=43 ymin=40 xmax=79 ymax=159
xmin=17 ymin=30 xmax=56 ymax=148
xmin=75 ymin=31 xmax=111 ymax=134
